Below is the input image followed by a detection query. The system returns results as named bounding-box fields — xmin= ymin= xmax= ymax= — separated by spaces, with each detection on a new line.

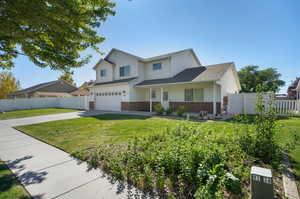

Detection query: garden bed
xmin=15 ymin=113 xmax=300 ymax=198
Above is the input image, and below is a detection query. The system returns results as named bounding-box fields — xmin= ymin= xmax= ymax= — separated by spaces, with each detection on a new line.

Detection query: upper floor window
xmin=100 ymin=69 xmax=106 ymax=77
xmin=120 ymin=65 xmax=130 ymax=77
xmin=152 ymin=63 xmax=162 ymax=70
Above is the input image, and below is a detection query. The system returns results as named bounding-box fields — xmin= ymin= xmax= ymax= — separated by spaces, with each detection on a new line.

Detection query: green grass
xmin=16 ymin=114 xmax=182 ymax=153
xmin=0 ymin=161 xmax=31 ymax=199
xmin=277 ymin=117 xmax=300 ymax=184
xmin=15 ymin=114 xmax=300 ymax=193
xmin=0 ymin=108 xmax=78 ymax=120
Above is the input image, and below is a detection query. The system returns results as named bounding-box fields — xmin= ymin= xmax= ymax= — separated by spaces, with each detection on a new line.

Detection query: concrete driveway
xmin=0 ymin=111 xmax=147 ymax=199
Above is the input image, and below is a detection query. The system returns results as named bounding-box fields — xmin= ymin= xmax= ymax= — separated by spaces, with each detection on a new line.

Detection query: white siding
xmin=92 ymin=84 xmax=130 ymax=102
xmin=129 ymin=82 xmax=147 ymax=102
xmin=170 ymin=51 xmax=199 ymax=76
xmin=135 ymin=82 xmax=221 ymax=103
xmin=95 ymin=61 xmax=114 ymax=83
xmin=219 ymin=67 xmax=239 ymax=97
xmin=137 ymin=61 xmax=145 ymax=82
xmin=107 ymin=51 xmax=139 ymax=80
xmin=144 ymin=58 xmax=171 ymax=80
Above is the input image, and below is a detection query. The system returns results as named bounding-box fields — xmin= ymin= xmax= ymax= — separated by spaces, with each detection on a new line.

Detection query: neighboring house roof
xmin=135 ymin=67 xmax=206 ymax=87
xmin=10 ymin=80 xmax=77 ymax=96
xmin=94 ymin=77 xmax=137 ymax=86
xmin=80 ymin=80 xmax=95 ymax=88
xmin=70 ymin=89 xmax=89 ymax=96
xmin=93 ymin=48 xmax=201 ymax=70
xmin=33 ymin=92 xmax=72 ymax=97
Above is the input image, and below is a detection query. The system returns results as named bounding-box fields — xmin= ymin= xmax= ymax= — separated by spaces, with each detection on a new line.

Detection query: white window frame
xmin=184 ymin=88 xmax=204 ymax=102
xmin=120 ymin=65 xmax=130 ymax=77
xmin=152 ymin=62 xmax=162 ymax=70
xmin=100 ymin=69 xmax=106 ymax=77
xmin=151 ymin=90 xmax=156 ymax=99
xmin=163 ymin=91 xmax=168 ymax=101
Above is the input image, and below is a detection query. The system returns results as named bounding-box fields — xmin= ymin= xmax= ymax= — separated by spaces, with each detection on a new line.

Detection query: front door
xmin=162 ymin=91 xmax=169 ymax=109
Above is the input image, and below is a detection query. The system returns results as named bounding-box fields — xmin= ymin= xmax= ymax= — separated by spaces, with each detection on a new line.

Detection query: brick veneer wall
xmin=169 ymin=102 xmax=221 ymax=114
xmin=89 ymin=101 xmax=95 ymax=110
xmin=121 ymin=102 xmax=159 ymax=111
xmin=121 ymin=101 xmax=221 ymax=114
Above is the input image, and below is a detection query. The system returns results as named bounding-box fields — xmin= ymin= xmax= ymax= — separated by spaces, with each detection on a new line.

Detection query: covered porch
xmin=123 ymin=81 xmax=223 ymax=115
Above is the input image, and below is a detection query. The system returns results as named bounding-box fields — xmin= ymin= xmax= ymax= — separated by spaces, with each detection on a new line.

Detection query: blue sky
xmin=3 ymin=0 xmax=300 ymax=93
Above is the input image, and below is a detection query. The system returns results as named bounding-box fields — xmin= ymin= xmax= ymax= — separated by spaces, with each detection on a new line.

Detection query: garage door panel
xmin=95 ymin=95 xmax=122 ymax=111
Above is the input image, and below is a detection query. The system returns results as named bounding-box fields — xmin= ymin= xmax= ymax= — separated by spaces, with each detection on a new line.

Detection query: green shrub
xmin=231 ymin=114 xmax=256 ymax=124
xmin=237 ymin=87 xmax=281 ymax=165
xmin=176 ymin=106 xmax=186 ymax=117
xmin=87 ymin=124 xmax=246 ymax=198
xmin=154 ymin=103 xmax=164 ymax=115
xmin=165 ymin=108 xmax=173 ymax=115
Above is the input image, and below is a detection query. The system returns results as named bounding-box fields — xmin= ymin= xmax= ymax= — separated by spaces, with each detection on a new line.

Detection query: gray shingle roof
xmin=94 ymin=77 xmax=137 ymax=86
xmin=135 ymin=67 xmax=206 ymax=86
xmin=11 ymin=80 xmax=77 ymax=95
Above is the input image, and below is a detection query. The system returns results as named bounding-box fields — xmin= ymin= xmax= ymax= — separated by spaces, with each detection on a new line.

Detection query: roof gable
xmin=94 ymin=48 xmax=202 ymax=66
xmin=105 ymin=48 xmax=143 ymax=61
xmin=143 ymin=49 xmax=201 ymax=66
xmin=92 ymin=58 xmax=115 ymax=70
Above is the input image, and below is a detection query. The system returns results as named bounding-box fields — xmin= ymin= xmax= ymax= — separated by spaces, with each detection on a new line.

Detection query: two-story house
xmin=90 ymin=48 xmax=241 ymax=114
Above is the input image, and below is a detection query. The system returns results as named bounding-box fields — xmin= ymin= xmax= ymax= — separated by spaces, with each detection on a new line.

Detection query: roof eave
xmin=135 ymin=80 xmax=217 ymax=88
xmin=92 ymin=59 xmax=115 ymax=70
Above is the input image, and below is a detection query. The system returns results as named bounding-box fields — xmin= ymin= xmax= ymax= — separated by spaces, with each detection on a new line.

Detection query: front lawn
xmin=0 ymin=161 xmax=31 ymax=199
xmin=0 ymin=108 xmax=78 ymax=120
xmin=15 ymin=114 xmax=300 ymax=198
xmin=16 ymin=114 xmax=178 ymax=153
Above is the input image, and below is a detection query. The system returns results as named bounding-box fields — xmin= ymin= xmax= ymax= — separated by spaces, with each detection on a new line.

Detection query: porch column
xmin=149 ymin=87 xmax=152 ymax=112
xmin=213 ymin=81 xmax=216 ymax=115
xmin=160 ymin=87 xmax=163 ymax=105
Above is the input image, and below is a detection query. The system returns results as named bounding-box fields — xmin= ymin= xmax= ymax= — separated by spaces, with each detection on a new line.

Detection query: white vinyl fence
xmin=0 ymin=96 xmax=89 ymax=112
xmin=274 ymin=100 xmax=300 ymax=115
xmin=228 ymin=93 xmax=300 ymax=116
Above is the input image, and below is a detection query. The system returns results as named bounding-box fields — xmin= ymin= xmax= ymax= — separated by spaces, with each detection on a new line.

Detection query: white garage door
xmin=95 ymin=92 xmax=122 ymax=111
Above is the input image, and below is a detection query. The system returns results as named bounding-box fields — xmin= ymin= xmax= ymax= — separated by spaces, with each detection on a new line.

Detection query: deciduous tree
xmin=0 ymin=0 xmax=115 ymax=71
xmin=58 ymin=71 xmax=76 ymax=86
xmin=238 ymin=66 xmax=285 ymax=93
xmin=0 ymin=72 xmax=20 ymax=99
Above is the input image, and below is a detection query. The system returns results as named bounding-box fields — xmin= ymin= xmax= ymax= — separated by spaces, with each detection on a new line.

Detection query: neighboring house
xmin=287 ymin=77 xmax=300 ymax=99
xmin=70 ymin=81 xmax=95 ymax=96
xmin=275 ymin=94 xmax=288 ymax=100
xmin=70 ymin=89 xmax=89 ymax=96
xmin=297 ymin=80 xmax=300 ymax=100
xmin=90 ymin=48 xmax=241 ymax=114
xmin=9 ymin=80 xmax=78 ymax=98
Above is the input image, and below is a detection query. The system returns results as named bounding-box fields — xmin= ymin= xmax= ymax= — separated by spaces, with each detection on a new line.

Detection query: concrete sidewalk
xmin=0 ymin=112 xmax=147 ymax=199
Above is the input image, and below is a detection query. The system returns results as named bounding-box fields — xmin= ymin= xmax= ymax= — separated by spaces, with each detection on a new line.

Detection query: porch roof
xmin=135 ymin=67 xmax=206 ymax=87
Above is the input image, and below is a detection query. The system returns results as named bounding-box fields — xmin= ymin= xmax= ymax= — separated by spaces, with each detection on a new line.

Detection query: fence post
xmin=243 ymin=94 xmax=246 ymax=114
